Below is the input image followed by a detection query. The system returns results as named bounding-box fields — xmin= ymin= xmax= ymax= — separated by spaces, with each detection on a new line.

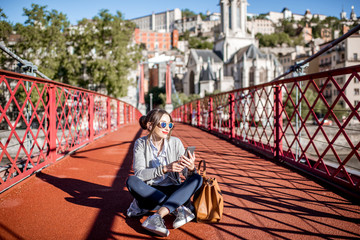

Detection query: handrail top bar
xmin=0 ymin=69 xmax=135 ymax=107
xmin=180 ymin=64 xmax=360 ymax=105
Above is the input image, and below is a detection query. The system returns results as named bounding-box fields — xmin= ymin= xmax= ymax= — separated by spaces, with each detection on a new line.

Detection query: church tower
xmin=214 ymin=0 xmax=255 ymax=62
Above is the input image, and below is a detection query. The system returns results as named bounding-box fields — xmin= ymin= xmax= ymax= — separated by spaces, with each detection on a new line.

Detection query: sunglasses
xmin=157 ymin=122 xmax=174 ymax=129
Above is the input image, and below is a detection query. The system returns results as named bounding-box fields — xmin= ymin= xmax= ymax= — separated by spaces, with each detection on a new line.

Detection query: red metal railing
xmin=0 ymin=69 xmax=141 ymax=192
xmin=172 ymin=65 xmax=360 ymax=193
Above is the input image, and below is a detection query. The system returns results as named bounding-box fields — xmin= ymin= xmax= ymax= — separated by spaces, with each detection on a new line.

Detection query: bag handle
xmin=198 ymin=160 xmax=207 ymax=176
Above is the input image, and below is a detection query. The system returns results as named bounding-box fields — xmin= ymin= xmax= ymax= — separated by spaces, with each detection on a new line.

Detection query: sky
xmin=1 ymin=0 xmax=359 ymax=25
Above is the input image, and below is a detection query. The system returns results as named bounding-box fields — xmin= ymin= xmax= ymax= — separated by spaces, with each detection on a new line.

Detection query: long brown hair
xmin=139 ymin=108 xmax=174 ymax=140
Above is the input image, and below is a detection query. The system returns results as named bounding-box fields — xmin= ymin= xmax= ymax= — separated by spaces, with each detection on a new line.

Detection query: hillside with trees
xmin=0 ymin=5 xmax=141 ymax=98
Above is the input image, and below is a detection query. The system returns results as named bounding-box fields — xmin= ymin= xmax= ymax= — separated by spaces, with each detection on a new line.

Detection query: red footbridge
xmin=1 ymin=35 xmax=360 ymax=239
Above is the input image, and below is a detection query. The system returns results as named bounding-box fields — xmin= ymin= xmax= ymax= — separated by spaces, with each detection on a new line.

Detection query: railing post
xmin=117 ymin=101 xmax=120 ymax=127
xmin=229 ymin=93 xmax=235 ymax=139
xmin=48 ymin=85 xmax=57 ymax=163
xmin=88 ymin=94 xmax=94 ymax=141
xmin=189 ymin=103 xmax=192 ymax=125
xmin=107 ymin=98 xmax=111 ymax=131
xmin=184 ymin=104 xmax=187 ymax=123
xmin=197 ymin=100 xmax=200 ymax=127
xmin=132 ymin=107 xmax=135 ymax=123
xmin=274 ymin=85 xmax=283 ymax=160
xmin=124 ymin=104 xmax=127 ymax=124
xmin=129 ymin=106 xmax=132 ymax=123
xmin=209 ymin=97 xmax=213 ymax=131
xmin=181 ymin=105 xmax=184 ymax=123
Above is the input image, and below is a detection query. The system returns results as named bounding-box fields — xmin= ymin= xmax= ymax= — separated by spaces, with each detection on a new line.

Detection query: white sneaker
xmin=142 ymin=214 xmax=170 ymax=237
xmin=173 ymin=205 xmax=195 ymax=229
xmin=127 ymin=199 xmax=149 ymax=217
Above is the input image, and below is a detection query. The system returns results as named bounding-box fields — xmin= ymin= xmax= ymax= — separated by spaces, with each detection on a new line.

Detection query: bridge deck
xmin=0 ymin=123 xmax=359 ymax=239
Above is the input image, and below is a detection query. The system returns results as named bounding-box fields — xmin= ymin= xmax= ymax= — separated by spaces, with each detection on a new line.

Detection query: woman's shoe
xmin=173 ymin=205 xmax=195 ymax=229
xmin=142 ymin=214 xmax=170 ymax=237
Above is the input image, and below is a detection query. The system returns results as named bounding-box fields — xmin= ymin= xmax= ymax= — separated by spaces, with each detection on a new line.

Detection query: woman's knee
xmin=126 ymin=175 xmax=142 ymax=190
xmin=184 ymin=173 xmax=203 ymax=191
xmin=192 ymin=173 xmax=203 ymax=183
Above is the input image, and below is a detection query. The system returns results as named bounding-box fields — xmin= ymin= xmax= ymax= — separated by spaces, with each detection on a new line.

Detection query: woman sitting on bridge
xmin=126 ymin=108 xmax=202 ymax=237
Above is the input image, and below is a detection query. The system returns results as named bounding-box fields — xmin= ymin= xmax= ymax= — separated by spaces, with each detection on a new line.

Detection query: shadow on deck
xmin=0 ymin=123 xmax=359 ymax=239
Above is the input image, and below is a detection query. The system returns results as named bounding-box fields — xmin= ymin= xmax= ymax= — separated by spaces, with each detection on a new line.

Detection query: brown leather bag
xmin=193 ymin=160 xmax=224 ymax=222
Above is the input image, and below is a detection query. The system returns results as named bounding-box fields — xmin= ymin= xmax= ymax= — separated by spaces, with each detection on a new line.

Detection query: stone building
xmin=246 ymin=18 xmax=275 ymax=36
xmin=173 ymin=12 xmax=221 ymax=37
xmin=133 ymin=28 xmax=179 ymax=51
xmin=318 ymin=35 xmax=360 ymax=110
xmin=131 ymin=9 xmax=182 ymax=33
xmin=183 ymin=0 xmax=282 ymax=97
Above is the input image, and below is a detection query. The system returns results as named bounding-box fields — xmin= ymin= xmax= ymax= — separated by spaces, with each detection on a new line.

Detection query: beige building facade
xmin=131 ymin=9 xmax=182 ymax=33
xmin=318 ymin=35 xmax=360 ymax=110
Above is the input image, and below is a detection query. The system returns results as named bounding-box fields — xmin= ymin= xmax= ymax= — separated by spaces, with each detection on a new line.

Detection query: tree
xmin=2 ymin=5 xmax=141 ymax=98
xmin=199 ymin=13 xmax=207 ymax=20
xmin=12 ymin=4 xmax=69 ymax=79
xmin=67 ymin=10 xmax=142 ymax=97
xmin=182 ymin=9 xmax=197 ymax=18
xmin=145 ymin=86 xmax=166 ymax=109
xmin=188 ymin=36 xmax=213 ymax=49
xmin=0 ymin=9 xmax=13 ymax=72
xmin=0 ymin=9 xmax=12 ymax=43
xmin=284 ymin=87 xmax=327 ymax=121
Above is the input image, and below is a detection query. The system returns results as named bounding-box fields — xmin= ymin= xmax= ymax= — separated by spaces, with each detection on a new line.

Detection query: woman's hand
xmin=163 ymin=161 xmax=185 ymax=173
xmin=179 ymin=151 xmax=195 ymax=171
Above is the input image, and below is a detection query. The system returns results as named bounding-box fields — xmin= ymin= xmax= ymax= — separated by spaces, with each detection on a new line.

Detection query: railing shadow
xmin=36 ymin=128 xmax=151 ymax=239
xmin=174 ymin=123 xmax=360 ymax=239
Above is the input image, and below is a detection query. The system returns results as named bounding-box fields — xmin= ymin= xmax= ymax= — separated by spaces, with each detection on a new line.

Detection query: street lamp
xmin=149 ymin=93 xmax=153 ymax=111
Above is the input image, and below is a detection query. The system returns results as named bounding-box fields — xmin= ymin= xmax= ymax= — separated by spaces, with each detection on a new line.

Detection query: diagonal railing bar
xmin=172 ymin=64 xmax=360 ymax=195
xmin=316 ymin=74 xmax=356 ymax=169
xmin=0 ymin=69 xmax=141 ymax=192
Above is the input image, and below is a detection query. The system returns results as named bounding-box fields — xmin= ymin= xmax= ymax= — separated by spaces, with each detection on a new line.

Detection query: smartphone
xmin=185 ymin=146 xmax=195 ymax=158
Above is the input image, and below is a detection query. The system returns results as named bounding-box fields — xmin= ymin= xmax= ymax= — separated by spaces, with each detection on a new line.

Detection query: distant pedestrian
xmin=126 ymin=108 xmax=202 ymax=237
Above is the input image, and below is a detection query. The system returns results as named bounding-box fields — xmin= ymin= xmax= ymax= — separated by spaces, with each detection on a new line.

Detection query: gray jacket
xmin=133 ymin=135 xmax=188 ymax=185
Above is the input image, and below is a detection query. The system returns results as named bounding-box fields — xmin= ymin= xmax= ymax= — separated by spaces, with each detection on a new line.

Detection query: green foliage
xmin=311 ymin=16 xmax=341 ymax=39
xmin=284 ymin=86 xmax=327 ymax=121
xmin=0 ymin=9 xmax=12 ymax=43
xmin=188 ymin=37 xmax=213 ymax=49
xmin=145 ymin=87 xmax=166 ymax=109
xmin=9 ymin=4 xmax=69 ymax=80
xmin=179 ymin=30 xmax=190 ymax=41
xmin=254 ymin=14 xmax=267 ymax=20
xmin=181 ymin=9 xmax=197 ymax=18
xmin=199 ymin=13 xmax=207 ymax=20
xmin=1 ymin=5 xmax=141 ymax=98
xmin=67 ymin=9 xmax=142 ymax=97
xmin=256 ymin=32 xmax=291 ymax=47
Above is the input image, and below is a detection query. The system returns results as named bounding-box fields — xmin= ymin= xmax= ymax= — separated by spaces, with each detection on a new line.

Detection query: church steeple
xmin=350 ymin=6 xmax=357 ymax=21
xmin=220 ymin=0 xmax=248 ymax=38
xmin=216 ymin=0 xmax=255 ymax=62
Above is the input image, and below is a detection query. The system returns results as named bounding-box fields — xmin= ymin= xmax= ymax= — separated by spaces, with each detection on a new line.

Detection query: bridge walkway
xmin=0 ymin=123 xmax=359 ymax=239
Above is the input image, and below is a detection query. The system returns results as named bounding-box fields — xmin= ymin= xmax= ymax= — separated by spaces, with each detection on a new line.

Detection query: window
xmin=355 ymin=77 xmax=360 ymax=83
xmin=354 ymin=53 xmax=358 ymax=61
xmin=355 ymin=100 xmax=360 ymax=106
xmin=355 ymin=88 xmax=360 ymax=95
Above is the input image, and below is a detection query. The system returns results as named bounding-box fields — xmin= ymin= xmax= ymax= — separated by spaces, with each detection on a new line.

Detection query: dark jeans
xmin=126 ymin=173 xmax=203 ymax=213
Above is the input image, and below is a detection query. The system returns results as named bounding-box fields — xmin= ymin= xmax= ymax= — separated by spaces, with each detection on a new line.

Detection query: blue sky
xmin=1 ymin=0 xmax=359 ymax=25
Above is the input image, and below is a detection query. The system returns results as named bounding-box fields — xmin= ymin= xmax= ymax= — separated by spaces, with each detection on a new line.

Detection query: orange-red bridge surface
xmin=0 ymin=123 xmax=359 ymax=239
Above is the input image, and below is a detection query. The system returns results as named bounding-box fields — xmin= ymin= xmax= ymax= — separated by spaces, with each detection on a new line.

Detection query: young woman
xmin=126 ymin=108 xmax=202 ymax=237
